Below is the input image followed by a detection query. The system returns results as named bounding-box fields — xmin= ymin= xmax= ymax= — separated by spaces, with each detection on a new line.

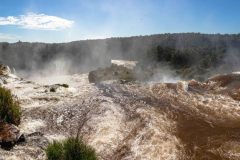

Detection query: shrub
xmin=0 ymin=87 xmax=21 ymax=125
xmin=46 ymin=141 xmax=64 ymax=160
xmin=46 ymin=137 xmax=97 ymax=160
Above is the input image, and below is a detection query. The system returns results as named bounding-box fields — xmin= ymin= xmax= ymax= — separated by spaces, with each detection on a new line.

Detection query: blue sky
xmin=0 ymin=0 xmax=240 ymax=42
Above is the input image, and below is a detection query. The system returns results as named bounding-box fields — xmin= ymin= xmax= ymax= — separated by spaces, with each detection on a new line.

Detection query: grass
xmin=46 ymin=141 xmax=64 ymax=160
xmin=0 ymin=87 xmax=21 ymax=125
xmin=46 ymin=137 xmax=97 ymax=160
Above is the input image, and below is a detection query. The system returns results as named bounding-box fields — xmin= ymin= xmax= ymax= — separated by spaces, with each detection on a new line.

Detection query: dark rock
xmin=56 ymin=84 xmax=69 ymax=88
xmin=49 ymin=84 xmax=69 ymax=92
xmin=0 ymin=121 xmax=24 ymax=150
xmin=50 ymin=87 xmax=56 ymax=92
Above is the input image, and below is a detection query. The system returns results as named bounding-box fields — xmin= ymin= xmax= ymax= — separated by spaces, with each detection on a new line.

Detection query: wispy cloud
xmin=0 ymin=13 xmax=74 ymax=30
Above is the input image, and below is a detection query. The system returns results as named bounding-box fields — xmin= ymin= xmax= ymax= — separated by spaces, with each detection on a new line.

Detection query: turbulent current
xmin=0 ymin=72 xmax=240 ymax=160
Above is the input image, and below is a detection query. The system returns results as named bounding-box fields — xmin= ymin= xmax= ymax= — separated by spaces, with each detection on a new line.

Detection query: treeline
xmin=146 ymin=44 xmax=229 ymax=80
xmin=148 ymin=45 xmax=225 ymax=68
xmin=0 ymin=33 xmax=240 ymax=79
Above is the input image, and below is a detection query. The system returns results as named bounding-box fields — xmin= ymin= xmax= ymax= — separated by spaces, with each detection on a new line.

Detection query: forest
xmin=0 ymin=33 xmax=240 ymax=80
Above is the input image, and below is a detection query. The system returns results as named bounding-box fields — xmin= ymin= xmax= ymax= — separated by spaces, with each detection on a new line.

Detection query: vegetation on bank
xmin=147 ymin=45 xmax=227 ymax=80
xmin=0 ymin=33 xmax=239 ymax=80
xmin=0 ymin=87 xmax=21 ymax=125
xmin=46 ymin=137 xmax=97 ymax=160
xmin=148 ymin=45 xmax=225 ymax=68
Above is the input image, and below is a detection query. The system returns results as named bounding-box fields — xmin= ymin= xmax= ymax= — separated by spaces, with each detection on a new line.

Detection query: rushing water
xmin=1 ymin=73 xmax=240 ymax=160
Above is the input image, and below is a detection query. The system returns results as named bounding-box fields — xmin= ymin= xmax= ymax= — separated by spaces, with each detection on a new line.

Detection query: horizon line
xmin=1 ymin=32 xmax=240 ymax=44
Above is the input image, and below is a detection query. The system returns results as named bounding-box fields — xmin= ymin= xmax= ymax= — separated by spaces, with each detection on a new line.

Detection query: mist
xmin=1 ymin=33 xmax=240 ymax=84
xmin=148 ymin=65 xmax=181 ymax=83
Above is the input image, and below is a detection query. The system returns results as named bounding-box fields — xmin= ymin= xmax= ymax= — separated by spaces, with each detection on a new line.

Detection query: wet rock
xmin=50 ymin=87 xmax=56 ymax=92
xmin=49 ymin=83 xmax=69 ymax=92
xmin=88 ymin=60 xmax=138 ymax=83
xmin=0 ymin=64 xmax=11 ymax=76
xmin=88 ymin=60 xmax=154 ymax=83
xmin=0 ymin=122 xmax=25 ymax=150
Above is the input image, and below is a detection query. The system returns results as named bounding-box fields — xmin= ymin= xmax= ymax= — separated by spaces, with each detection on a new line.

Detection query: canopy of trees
xmin=0 ymin=33 xmax=239 ymax=79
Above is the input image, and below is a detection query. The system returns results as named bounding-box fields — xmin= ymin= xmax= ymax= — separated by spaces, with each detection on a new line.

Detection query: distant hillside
xmin=0 ymin=33 xmax=240 ymax=80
